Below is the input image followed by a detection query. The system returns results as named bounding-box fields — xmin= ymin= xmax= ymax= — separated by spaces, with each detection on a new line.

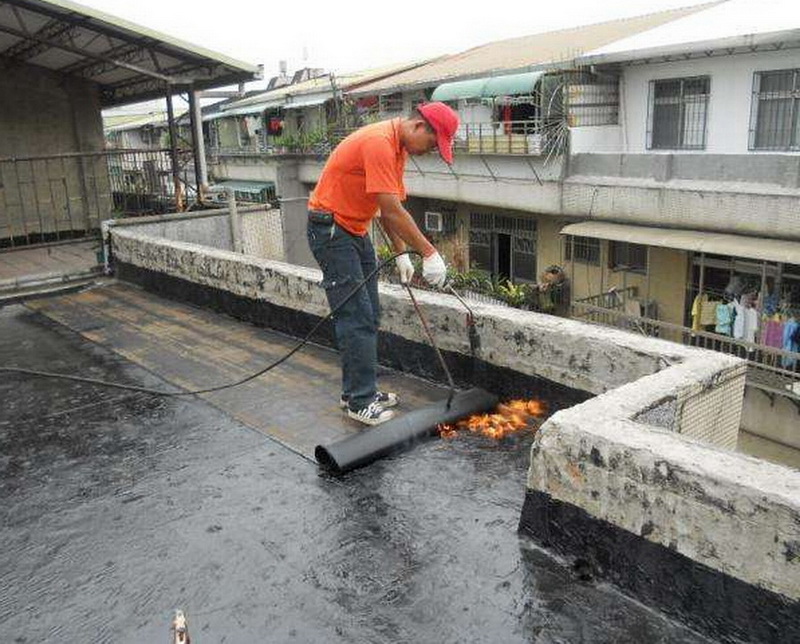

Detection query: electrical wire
xmin=1 ymin=251 xmax=419 ymax=398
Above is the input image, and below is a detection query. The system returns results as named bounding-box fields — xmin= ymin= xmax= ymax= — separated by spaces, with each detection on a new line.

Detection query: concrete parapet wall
xmin=109 ymin=223 xmax=745 ymax=447
xmin=527 ymin=394 xmax=800 ymax=600
xmin=110 ymin=225 xmax=712 ymax=396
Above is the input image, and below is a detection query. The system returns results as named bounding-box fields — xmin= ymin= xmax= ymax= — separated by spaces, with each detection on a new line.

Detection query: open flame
xmin=438 ymin=399 xmax=547 ymax=440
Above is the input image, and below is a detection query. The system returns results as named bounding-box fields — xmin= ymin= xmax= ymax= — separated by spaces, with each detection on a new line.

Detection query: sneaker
xmin=347 ymin=401 xmax=395 ymax=426
xmin=340 ymin=391 xmax=399 ymax=409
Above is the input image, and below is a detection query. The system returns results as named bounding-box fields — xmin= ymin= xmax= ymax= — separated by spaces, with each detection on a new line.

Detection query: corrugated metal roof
xmin=0 ymin=0 xmax=259 ymax=107
xmin=349 ymin=4 xmax=717 ymax=96
xmin=561 ymin=221 xmax=800 ymax=264
xmin=223 ymin=59 xmax=432 ymax=113
xmin=104 ymin=109 xmax=188 ymax=131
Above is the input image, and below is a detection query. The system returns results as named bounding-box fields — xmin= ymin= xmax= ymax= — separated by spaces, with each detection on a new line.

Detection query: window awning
xmin=561 ymin=222 xmax=800 ymax=265
xmin=431 ymin=71 xmax=544 ymax=102
xmin=215 ymin=180 xmax=275 ymax=195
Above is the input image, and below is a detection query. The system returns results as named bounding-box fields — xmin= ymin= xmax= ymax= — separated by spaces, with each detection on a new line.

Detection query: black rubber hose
xmin=0 ymin=250 xmax=419 ymax=397
xmin=315 ymin=387 xmax=499 ymax=474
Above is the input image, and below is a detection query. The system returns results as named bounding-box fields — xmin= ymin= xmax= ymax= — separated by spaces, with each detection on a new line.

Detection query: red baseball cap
xmin=417 ymin=102 xmax=459 ymax=165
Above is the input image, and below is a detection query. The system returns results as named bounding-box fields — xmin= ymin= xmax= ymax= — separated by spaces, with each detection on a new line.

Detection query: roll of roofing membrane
xmin=315 ymin=388 xmax=498 ymax=474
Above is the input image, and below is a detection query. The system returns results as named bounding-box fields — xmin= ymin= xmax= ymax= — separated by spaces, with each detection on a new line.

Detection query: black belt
xmin=308 ymin=210 xmax=334 ymax=225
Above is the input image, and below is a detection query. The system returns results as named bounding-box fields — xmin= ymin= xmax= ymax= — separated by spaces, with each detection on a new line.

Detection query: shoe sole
xmin=340 ymin=396 xmax=399 ymax=409
xmin=346 ymin=409 xmax=395 ymax=426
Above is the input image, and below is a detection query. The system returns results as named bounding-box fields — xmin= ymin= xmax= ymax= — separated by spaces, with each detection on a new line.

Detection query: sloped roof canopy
xmin=432 ymin=71 xmax=544 ymax=101
xmin=349 ymin=3 xmax=717 ymax=97
xmin=561 ymin=221 xmax=800 ymax=264
xmin=0 ymin=0 xmax=259 ymax=107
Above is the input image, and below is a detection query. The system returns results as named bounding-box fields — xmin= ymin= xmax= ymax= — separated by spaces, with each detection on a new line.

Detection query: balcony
xmin=457 ymin=119 xmax=566 ymax=157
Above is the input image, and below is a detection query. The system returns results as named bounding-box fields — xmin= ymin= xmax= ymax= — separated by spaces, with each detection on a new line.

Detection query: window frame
xmin=748 ymin=68 xmax=800 ymax=151
xmin=609 ymin=241 xmax=648 ymax=275
xmin=564 ymin=235 xmax=601 ymax=265
xmin=646 ymin=75 xmax=710 ymax=151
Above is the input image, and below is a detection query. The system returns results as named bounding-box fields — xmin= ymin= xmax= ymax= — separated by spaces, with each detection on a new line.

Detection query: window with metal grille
xmin=379 ymin=93 xmax=404 ymax=113
xmin=749 ymin=69 xmax=800 ymax=150
xmin=609 ymin=241 xmax=648 ymax=274
xmin=647 ymin=76 xmax=710 ymax=150
xmin=470 ymin=212 xmax=493 ymax=230
xmin=564 ymin=235 xmax=600 ymax=265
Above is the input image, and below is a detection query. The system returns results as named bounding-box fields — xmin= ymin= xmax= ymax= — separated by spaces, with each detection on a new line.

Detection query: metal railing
xmin=572 ymin=301 xmax=800 ymax=402
xmin=573 ymin=286 xmax=638 ymax=310
xmin=209 ymin=119 xmax=570 ymax=161
xmin=458 ymin=119 xmax=567 ymax=156
xmin=1 ymin=148 xmax=191 ymax=248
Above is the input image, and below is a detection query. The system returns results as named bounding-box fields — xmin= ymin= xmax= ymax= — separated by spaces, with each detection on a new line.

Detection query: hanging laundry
xmin=742 ymin=306 xmax=759 ymax=344
xmin=782 ymin=317 xmax=799 ymax=368
xmin=715 ymin=301 xmax=735 ymax=336
xmin=761 ymin=317 xmax=783 ymax=348
xmin=691 ymin=293 xmax=711 ymax=331
xmin=732 ymin=298 xmax=745 ymax=339
xmin=700 ymin=300 xmax=719 ymax=326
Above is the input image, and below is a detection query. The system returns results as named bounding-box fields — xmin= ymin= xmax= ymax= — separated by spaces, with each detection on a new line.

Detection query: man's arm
xmin=375 ymin=193 xmax=435 ymax=257
xmin=375 ymin=193 xmax=448 ymax=287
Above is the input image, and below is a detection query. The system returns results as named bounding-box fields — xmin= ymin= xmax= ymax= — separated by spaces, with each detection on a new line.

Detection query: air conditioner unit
xmin=424 ymin=211 xmax=443 ymax=233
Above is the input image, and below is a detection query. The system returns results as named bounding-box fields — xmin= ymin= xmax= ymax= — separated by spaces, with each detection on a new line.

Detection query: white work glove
xmin=422 ymin=251 xmax=447 ymax=288
xmin=395 ymin=254 xmax=415 ymax=284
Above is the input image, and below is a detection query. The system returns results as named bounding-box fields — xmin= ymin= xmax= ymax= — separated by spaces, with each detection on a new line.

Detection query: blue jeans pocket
xmin=308 ymin=222 xmax=353 ymax=290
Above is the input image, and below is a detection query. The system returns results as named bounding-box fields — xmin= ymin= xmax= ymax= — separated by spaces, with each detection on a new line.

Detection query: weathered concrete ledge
xmin=522 ymin=390 xmax=800 ymax=641
xmin=107 ymin=222 xmax=799 ymax=641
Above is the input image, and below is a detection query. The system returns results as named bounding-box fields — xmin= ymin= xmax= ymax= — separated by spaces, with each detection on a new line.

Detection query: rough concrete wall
xmin=741 ymin=386 xmax=800 ymax=451
xmin=528 ymin=370 xmax=799 ymax=600
xmin=0 ymin=61 xmax=107 ymax=238
xmin=561 ymin=174 xmax=800 ymax=240
xmin=297 ymin=152 xmax=800 ymax=241
xmin=209 ymin=156 xmax=280 ymax=184
xmin=241 ymin=209 xmax=285 ymax=261
xmin=126 ymin=215 xmax=233 ymax=250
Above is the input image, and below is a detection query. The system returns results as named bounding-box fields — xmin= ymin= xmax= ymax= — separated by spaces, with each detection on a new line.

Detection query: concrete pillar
xmin=189 ymin=89 xmax=208 ymax=204
xmin=227 ymin=190 xmax=243 ymax=253
xmin=276 ymin=159 xmax=315 ymax=268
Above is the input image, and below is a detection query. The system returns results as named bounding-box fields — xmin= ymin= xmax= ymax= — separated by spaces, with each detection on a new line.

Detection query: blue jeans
xmin=307 ymin=215 xmax=380 ymax=410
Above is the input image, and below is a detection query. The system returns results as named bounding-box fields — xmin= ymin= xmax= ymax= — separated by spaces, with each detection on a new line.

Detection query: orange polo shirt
xmin=308 ymin=119 xmax=407 ymax=236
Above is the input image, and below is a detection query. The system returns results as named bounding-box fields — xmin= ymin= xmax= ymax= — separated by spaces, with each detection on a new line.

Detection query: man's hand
xmin=395 ymin=254 xmax=415 ymax=284
xmin=422 ymin=252 xmax=447 ymax=288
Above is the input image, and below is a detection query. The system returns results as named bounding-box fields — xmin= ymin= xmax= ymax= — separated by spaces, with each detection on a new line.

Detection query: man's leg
xmin=308 ymin=219 xmax=385 ymax=418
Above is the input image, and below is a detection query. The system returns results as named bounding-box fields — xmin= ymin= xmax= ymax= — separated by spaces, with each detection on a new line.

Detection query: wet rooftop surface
xmin=0 ymin=292 xmax=715 ymax=643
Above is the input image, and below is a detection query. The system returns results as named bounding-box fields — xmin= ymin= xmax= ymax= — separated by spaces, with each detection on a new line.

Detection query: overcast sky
xmin=82 ymin=0 xmax=724 ymax=77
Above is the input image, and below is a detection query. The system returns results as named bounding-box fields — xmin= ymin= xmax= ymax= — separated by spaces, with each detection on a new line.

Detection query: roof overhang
xmin=431 ymin=71 xmax=544 ymax=102
xmin=577 ymin=28 xmax=800 ymax=67
xmin=561 ymin=221 xmax=800 ymax=264
xmin=0 ymin=0 xmax=260 ymax=107
xmin=283 ymin=92 xmax=329 ymax=109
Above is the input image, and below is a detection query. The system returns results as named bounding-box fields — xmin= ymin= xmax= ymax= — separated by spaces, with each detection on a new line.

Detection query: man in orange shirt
xmin=307 ymin=102 xmax=459 ymax=426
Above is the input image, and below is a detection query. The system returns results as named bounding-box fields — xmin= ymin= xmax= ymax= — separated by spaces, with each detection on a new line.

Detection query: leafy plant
xmin=496 ymin=280 xmax=533 ymax=309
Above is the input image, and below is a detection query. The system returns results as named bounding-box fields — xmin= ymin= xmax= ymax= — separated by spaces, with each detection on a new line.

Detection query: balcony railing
xmin=1 ymin=148 xmax=190 ymax=248
xmin=572 ymin=300 xmax=800 ymax=403
xmin=208 ymin=119 xmax=569 ymax=161
xmin=457 ymin=119 xmax=566 ymax=157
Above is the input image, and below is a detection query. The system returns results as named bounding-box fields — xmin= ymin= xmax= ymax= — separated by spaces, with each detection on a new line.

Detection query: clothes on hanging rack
xmin=715 ymin=301 xmax=735 ymax=336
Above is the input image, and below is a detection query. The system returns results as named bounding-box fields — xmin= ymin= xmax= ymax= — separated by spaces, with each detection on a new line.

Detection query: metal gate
xmin=0 ymin=148 xmax=188 ymax=250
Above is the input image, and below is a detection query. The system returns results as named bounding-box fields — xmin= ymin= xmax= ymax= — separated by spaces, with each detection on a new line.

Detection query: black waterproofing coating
xmin=315 ymin=388 xmax=498 ymax=473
